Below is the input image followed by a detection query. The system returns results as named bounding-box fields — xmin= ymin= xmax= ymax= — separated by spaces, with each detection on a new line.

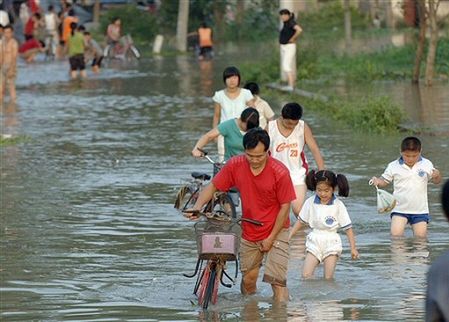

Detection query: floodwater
xmin=1 ymin=49 xmax=449 ymax=321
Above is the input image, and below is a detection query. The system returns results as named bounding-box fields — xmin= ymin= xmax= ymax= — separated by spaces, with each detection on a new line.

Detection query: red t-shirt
xmin=212 ymin=155 xmax=295 ymax=242
xmin=19 ymin=39 xmax=41 ymax=53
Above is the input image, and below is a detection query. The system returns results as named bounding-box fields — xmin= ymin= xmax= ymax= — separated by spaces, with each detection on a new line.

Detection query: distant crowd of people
xmin=1 ymin=0 xmax=134 ymax=103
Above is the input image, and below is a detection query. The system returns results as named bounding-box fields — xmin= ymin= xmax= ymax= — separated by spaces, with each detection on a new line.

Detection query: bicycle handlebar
xmin=183 ymin=209 xmax=263 ymax=226
xmin=196 ymin=148 xmax=216 ymax=165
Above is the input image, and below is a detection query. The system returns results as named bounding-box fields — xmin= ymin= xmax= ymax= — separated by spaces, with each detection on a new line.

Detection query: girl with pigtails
xmin=289 ymin=170 xmax=359 ymax=280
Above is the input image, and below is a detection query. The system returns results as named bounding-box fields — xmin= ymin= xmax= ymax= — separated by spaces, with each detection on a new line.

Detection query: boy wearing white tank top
xmin=268 ymin=103 xmax=325 ymax=216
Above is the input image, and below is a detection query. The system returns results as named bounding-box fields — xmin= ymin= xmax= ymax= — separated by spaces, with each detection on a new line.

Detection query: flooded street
xmin=1 ymin=52 xmax=449 ymax=321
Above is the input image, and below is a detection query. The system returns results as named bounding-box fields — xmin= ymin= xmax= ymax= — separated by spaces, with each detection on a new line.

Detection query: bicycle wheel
xmin=174 ymin=185 xmax=197 ymax=210
xmin=211 ymin=265 xmax=221 ymax=305
xmin=207 ymin=193 xmax=237 ymax=218
xmin=129 ymin=45 xmax=141 ymax=59
xmin=103 ymin=45 xmax=114 ymax=60
xmin=196 ymin=266 xmax=210 ymax=306
xmin=202 ymin=266 xmax=216 ymax=309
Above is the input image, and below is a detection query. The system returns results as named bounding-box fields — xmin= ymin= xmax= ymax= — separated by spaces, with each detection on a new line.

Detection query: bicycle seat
xmin=191 ymin=172 xmax=211 ymax=181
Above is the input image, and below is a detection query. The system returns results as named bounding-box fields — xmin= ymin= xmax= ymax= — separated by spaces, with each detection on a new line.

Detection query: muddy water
xmin=1 ymin=53 xmax=448 ymax=321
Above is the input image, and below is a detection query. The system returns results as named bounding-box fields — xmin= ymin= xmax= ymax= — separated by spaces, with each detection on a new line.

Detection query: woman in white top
xmin=212 ymin=66 xmax=254 ymax=161
xmin=268 ymin=102 xmax=324 ymax=216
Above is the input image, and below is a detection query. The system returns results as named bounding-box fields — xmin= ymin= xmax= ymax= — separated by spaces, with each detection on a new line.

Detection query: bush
xmin=100 ymin=6 xmax=158 ymax=44
xmin=240 ymin=54 xmax=279 ymax=84
xmin=333 ymin=96 xmax=404 ymax=133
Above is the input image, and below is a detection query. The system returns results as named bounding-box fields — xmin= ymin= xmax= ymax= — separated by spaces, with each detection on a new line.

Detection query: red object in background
xmin=28 ymin=0 xmax=41 ymax=13
xmin=24 ymin=16 xmax=34 ymax=35
xmin=403 ymin=0 xmax=417 ymax=27
xmin=19 ymin=38 xmax=42 ymax=53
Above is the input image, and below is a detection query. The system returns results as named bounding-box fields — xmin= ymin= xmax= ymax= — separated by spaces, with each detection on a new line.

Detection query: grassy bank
xmin=266 ymin=89 xmax=404 ymax=134
xmin=0 ymin=135 xmax=31 ymax=146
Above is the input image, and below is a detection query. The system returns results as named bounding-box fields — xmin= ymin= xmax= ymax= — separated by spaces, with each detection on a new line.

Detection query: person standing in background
xmin=0 ymin=24 xmax=18 ymax=103
xmin=279 ymin=9 xmax=302 ymax=91
xmin=67 ymin=23 xmax=86 ymax=79
xmin=61 ymin=8 xmax=78 ymax=55
xmin=83 ymin=31 xmax=103 ymax=73
xmin=243 ymin=82 xmax=275 ymax=130
xmin=0 ymin=9 xmax=10 ymax=27
xmin=44 ymin=5 xmax=59 ymax=57
xmin=197 ymin=22 xmax=213 ymax=60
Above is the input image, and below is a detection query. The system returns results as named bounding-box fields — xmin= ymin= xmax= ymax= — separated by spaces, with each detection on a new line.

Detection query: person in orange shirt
xmin=198 ymin=22 xmax=213 ymax=60
xmin=61 ymin=8 xmax=78 ymax=54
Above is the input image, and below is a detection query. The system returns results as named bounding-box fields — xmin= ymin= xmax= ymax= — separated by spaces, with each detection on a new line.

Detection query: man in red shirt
xmin=187 ymin=128 xmax=295 ymax=301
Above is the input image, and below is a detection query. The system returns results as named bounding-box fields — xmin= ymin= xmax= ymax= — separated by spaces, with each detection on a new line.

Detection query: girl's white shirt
xmin=300 ymin=195 xmax=352 ymax=233
xmin=213 ymin=88 xmax=253 ymax=123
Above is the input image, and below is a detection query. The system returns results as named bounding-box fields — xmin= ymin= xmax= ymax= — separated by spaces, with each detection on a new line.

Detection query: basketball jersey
xmin=268 ymin=119 xmax=308 ymax=182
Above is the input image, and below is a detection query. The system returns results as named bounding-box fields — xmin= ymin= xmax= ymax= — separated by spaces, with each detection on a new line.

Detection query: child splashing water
xmin=289 ymin=170 xmax=359 ymax=280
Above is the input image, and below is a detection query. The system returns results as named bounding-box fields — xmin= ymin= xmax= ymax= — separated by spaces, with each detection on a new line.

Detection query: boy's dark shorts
xmin=69 ymin=54 xmax=85 ymax=71
xmin=391 ymin=212 xmax=430 ymax=225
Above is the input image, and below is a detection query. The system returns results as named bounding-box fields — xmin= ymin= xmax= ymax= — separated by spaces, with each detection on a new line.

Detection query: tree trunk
xmin=425 ymin=0 xmax=440 ymax=86
xmin=344 ymin=0 xmax=352 ymax=54
xmin=412 ymin=0 xmax=427 ymax=83
xmin=213 ymin=1 xmax=226 ymax=42
xmin=93 ymin=0 xmax=100 ymax=24
xmin=236 ymin=0 xmax=245 ymax=40
xmin=385 ymin=0 xmax=395 ymax=29
xmin=176 ymin=0 xmax=189 ymax=52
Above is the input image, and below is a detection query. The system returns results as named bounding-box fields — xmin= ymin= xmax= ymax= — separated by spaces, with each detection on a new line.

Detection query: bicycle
xmin=174 ymin=149 xmax=237 ymax=218
xmin=182 ymin=209 xmax=262 ymax=309
xmin=103 ymin=34 xmax=141 ymax=61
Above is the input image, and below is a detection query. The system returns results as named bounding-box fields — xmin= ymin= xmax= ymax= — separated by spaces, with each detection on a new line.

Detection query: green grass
xmin=0 ymin=135 xmax=32 ymax=146
xmin=265 ymin=89 xmax=405 ymax=134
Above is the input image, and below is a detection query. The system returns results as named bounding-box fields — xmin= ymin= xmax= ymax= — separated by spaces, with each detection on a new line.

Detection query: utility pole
xmin=176 ymin=0 xmax=189 ymax=52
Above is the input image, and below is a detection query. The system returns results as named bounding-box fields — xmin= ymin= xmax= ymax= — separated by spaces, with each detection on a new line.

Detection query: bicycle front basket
xmin=197 ymin=231 xmax=238 ymax=261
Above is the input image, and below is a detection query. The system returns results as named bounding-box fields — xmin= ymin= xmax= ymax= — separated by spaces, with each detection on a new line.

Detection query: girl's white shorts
xmin=306 ymin=230 xmax=342 ymax=262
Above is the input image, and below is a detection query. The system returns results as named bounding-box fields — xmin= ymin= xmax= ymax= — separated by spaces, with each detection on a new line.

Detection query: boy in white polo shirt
xmin=370 ymin=137 xmax=441 ymax=238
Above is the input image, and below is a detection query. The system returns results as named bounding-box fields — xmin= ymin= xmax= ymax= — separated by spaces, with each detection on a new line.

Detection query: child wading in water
xmin=370 ymin=136 xmax=441 ymax=238
xmin=289 ymin=170 xmax=359 ymax=279
xmin=67 ymin=22 xmax=86 ymax=79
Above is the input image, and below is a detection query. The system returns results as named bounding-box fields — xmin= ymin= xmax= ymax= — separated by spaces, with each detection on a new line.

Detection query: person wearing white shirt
xmin=243 ymin=82 xmax=275 ymax=129
xmin=212 ymin=66 xmax=254 ymax=161
xmin=370 ymin=136 xmax=442 ymax=238
xmin=44 ymin=5 xmax=59 ymax=57
xmin=0 ymin=10 xmax=10 ymax=27
xmin=289 ymin=170 xmax=359 ymax=280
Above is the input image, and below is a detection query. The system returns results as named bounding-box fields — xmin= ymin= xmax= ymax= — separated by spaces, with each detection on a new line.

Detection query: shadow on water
xmin=1 ymin=46 xmax=449 ymax=321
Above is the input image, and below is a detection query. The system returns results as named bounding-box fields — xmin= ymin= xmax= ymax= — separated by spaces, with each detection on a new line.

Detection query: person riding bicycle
xmin=186 ymin=128 xmax=296 ymax=302
xmin=192 ymin=107 xmax=259 ymax=161
xmin=106 ymin=17 xmax=121 ymax=46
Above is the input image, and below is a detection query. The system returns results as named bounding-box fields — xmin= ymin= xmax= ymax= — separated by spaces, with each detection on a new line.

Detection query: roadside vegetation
xmin=0 ymin=135 xmax=32 ymax=147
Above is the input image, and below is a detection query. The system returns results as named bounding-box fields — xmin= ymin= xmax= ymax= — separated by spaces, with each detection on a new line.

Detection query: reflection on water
xmin=402 ymin=83 xmax=449 ymax=134
xmin=1 ymin=50 xmax=449 ymax=321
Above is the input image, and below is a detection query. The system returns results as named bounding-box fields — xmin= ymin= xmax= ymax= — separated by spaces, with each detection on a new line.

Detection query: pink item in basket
xmin=201 ymin=233 xmax=237 ymax=256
